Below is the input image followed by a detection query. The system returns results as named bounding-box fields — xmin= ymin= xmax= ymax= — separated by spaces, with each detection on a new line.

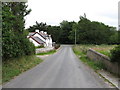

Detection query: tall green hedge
xmin=2 ymin=2 xmax=35 ymax=61
xmin=2 ymin=35 xmax=35 ymax=60
xmin=110 ymin=45 xmax=120 ymax=63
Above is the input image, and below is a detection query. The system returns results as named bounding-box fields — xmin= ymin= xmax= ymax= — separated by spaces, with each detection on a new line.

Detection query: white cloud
xmin=25 ymin=0 xmax=119 ymax=29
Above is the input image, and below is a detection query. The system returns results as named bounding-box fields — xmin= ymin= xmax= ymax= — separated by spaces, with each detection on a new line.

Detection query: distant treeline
xmin=27 ymin=15 xmax=119 ymax=45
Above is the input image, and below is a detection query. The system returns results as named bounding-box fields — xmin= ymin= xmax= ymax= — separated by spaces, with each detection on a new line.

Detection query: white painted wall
xmin=45 ymin=37 xmax=49 ymax=47
xmin=49 ymin=36 xmax=52 ymax=47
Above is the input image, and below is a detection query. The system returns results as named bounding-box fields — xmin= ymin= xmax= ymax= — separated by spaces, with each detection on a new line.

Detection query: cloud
xmin=25 ymin=0 xmax=119 ymax=29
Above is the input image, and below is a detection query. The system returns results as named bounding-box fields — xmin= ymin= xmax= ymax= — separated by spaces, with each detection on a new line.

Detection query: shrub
xmin=54 ymin=44 xmax=60 ymax=49
xmin=2 ymin=33 xmax=24 ymax=60
xmin=20 ymin=36 xmax=35 ymax=55
xmin=2 ymin=33 xmax=35 ymax=61
xmin=110 ymin=45 xmax=120 ymax=63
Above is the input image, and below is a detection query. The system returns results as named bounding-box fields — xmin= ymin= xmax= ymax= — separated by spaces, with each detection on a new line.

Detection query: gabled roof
xmin=39 ymin=32 xmax=48 ymax=38
xmin=29 ymin=36 xmax=45 ymax=44
xmin=28 ymin=32 xmax=48 ymax=39
xmin=33 ymin=36 xmax=45 ymax=43
xmin=28 ymin=32 xmax=35 ymax=36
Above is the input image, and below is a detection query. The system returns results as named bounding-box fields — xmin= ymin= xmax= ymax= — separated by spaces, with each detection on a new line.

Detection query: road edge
xmin=96 ymin=70 xmax=119 ymax=89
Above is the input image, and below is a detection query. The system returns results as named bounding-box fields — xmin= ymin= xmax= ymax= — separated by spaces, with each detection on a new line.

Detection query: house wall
xmin=45 ymin=37 xmax=49 ymax=47
xmin=45 ymin=37 xmax=53 ymax=47
xmin=49 ymin=37 xmax=52 ymax=47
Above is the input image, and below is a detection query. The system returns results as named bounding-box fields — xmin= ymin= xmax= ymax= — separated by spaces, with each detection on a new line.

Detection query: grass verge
xmin=35 ymin=45 xmax=44 ymax=49
xmin=73 ymin=45 xmax=119 ymax=87
xmin=91 ymin=45 xmax=116 ymax=57
xmin=73 ymin=45 xmax=106 ymax=71
xmin=72 ymin=44 xmax=116 ymax=57
xmin=36 ymin=50 xmax=56 ymax=55
xmin=2 ymin=55 xmax=43 ymax=84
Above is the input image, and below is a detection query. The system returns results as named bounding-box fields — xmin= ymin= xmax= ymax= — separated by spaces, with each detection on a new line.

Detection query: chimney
xmin=40 ymin=31 xmax=44 ymax=33
xmin=44 ymin=32 xmax=47 ymax=34
xmin=35 ymin=30 xmax=39 ymax=33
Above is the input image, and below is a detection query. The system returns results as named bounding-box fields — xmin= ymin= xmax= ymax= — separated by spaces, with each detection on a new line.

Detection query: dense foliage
xmin=27 ymin=15 xmax=118 ymax=45
xmin=2 ymin=2 xmax=35 ymax=60
xmin=110 ymin=45 xmax=120 ymax=63
xmin=28 ymin=21 xmax=47 ymax=32
xmin=69 ymin=16 xmax=118 ymax=44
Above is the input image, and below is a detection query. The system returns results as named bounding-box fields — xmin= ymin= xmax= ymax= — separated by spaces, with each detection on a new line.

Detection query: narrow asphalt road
xmin=3 ymin=45 xmax=110 ymax=88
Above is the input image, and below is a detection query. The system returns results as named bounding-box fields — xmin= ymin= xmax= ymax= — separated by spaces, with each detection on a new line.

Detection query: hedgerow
xmin=2 ymin=2 xmax=35 ymax=61
xmin=110 ymin=45 xmax=120 ymax=63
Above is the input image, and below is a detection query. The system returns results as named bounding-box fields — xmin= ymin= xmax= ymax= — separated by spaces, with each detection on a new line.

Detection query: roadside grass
xmin=73 ymin=45 xmax=107 ymax=70
xmin=36 ymin=50 xmax=56 ymax=55
xmin=35 ymin=45 xmax=44 ymax=49
xmin=73 ymin=44 xmax=116 ymax=57
xmin=73 ymin=45 xmax=119 ymax=88
xmin=2 ymin=55 xmax=43 ymax=84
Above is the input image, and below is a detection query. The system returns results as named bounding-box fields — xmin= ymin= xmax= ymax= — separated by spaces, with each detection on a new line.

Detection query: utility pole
xmin=75 ymin=29 xmax=76 ymax=45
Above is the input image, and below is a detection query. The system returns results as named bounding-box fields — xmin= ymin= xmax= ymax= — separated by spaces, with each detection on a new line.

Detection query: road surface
xmin=3 ymin=45 xmax=110 ymax=88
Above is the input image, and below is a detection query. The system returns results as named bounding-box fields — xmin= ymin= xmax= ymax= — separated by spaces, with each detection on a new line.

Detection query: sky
xmin=25 ymin=0 xmax=119 ymax=29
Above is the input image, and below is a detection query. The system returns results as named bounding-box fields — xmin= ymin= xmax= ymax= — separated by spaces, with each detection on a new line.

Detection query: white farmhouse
xmin=27 ymin=30 xmax=53 ymax=47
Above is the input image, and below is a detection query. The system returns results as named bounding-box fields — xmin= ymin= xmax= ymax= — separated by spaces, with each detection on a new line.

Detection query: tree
xmin=109 ymin=30 xmax=118 ymax=44
xmin=27 ymin=20 xmax=76 ymax=44
xmin=27 ymin=22 xmax=47 ymax=32
xmin=68 ymin=22 xmax=78 ymax=44
xmin=27 ymin=15 xmax=118 ymax=44
xmin=69 ymin=15 xmax=118 ymax=44
xmin=47 ymin=25 xmax=61 ymax=43
xmin=2 ymin=2 xmax=35 ymax=60
xmin=59 ymin=20 xmax=75 ymax=44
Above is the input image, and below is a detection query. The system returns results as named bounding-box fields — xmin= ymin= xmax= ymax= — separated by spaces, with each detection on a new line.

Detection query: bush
xmin=2 ymin=33 xmax=35 ymax=61
xmin=20 ymin=36 xmax=35 ymax=55
xmin=110 ymin=45 xmax=120 ymax=63
xmin=54 ymin=44 xmax=60 ymax=49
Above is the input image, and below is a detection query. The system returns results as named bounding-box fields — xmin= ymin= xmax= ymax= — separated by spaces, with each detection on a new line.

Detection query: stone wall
xmin=36 ymin=47 xmax=54 ymax=54
xmin=87 ymin=49 xmax=119 ymax=76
